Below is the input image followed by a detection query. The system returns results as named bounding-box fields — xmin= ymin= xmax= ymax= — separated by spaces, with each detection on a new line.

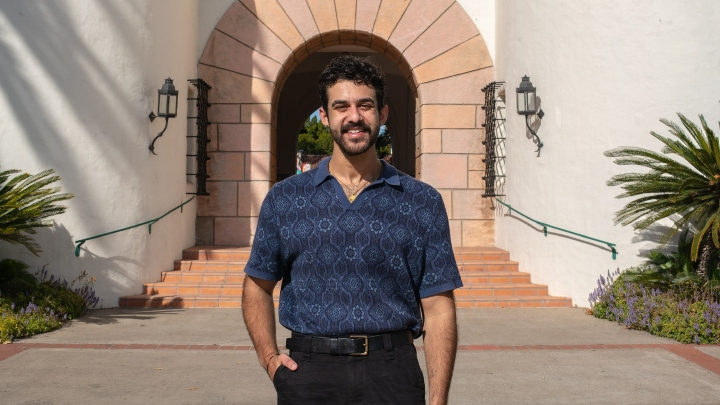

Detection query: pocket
xmin=396 ymin=346 xmax=426 ymax=392
xmin=272 ymin=364 xmax=287 ymax=388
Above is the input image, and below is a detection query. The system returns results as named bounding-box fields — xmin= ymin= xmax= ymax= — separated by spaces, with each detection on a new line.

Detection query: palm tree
xmin=0 ymin=169 xmax=73 ymax=255
xmin=605 ymin=114 xmax=720 ymax=281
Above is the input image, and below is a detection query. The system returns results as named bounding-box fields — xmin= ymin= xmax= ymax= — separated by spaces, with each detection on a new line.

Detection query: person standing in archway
xmin=242 ymin=54 xmax=462 ymax=405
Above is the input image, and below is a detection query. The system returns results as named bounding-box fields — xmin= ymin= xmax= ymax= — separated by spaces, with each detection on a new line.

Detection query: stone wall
xmin=196 ymin=0 xmax=495 ymax=247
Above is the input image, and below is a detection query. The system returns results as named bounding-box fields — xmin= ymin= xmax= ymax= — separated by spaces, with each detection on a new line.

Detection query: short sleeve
xmin=244 ymin=188 xmax=286 ymax=281
xmin=418 ymin=190 xmax=463 ymax=298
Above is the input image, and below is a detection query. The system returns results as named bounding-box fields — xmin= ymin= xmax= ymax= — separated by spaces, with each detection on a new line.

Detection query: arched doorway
xmin=197 ymin=0 xmax=495 ymax=247
xmin=276 ymin=46 xmax=415 ymax=179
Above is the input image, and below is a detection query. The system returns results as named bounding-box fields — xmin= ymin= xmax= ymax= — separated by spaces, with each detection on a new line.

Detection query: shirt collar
xmin=312 ymin=157 xmax=401 ymax=187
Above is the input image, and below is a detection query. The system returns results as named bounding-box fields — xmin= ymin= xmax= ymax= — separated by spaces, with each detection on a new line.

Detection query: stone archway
xmin=196 ymin=0 xmax=495 ymax=248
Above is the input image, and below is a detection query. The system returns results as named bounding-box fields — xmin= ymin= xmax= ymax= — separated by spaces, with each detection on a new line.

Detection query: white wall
xmin=457 ymin=0 xmax=495 ymax=63
xmin=495 ymin=0 xmax=720 ymax=306
xmin=0 ymin=0 xmax=199 ymax=306
xmin=198 ymin=0 xmax=235 ymax=59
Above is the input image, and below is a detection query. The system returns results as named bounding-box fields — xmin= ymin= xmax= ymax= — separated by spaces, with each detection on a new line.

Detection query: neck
xmin=329 ymin=149 xmax=380 ymax=183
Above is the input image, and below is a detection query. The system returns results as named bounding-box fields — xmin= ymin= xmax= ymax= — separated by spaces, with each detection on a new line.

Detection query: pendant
xmin=348 ymin=194 xmax=356 ymax=203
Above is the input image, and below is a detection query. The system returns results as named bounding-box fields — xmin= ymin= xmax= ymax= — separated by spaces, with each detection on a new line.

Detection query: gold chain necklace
xmin=330 ymin=160 xmax=381 ymax=203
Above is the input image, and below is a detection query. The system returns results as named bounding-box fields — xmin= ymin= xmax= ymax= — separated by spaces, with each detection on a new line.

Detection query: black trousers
xmin=272 ymin=344 xmax=426 ymax=405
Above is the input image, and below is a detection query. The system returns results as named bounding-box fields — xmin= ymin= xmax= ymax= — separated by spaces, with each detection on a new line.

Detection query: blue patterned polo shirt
xmin=245 ymin=158 xmax=462 ymax=337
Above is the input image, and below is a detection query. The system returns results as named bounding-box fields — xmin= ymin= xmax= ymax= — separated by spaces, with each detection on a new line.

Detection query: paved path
xmin=2 ymin=308 xmax=720 ymax=404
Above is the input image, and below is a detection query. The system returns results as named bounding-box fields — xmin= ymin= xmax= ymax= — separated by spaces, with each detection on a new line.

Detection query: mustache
xmin=341 ymin=122 xmax=371 ymax=133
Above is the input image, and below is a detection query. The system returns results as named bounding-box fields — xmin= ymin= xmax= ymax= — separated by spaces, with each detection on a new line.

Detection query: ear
xmin=319 ymin=107 xmax=330 ymax=126
xmin=379 ymin=104 xmax=389 ymax=126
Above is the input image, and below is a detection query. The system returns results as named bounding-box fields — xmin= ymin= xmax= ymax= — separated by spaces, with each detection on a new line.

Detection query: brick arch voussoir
xmin=271 ymin=31 xmax=418 ymax=112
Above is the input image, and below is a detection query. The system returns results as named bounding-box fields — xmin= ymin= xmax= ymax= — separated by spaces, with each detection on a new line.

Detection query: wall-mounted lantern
xmin=148 ymin=78 xmax=179 ymax=155
xmin=516 ymin=76 xmax=544 ymax=155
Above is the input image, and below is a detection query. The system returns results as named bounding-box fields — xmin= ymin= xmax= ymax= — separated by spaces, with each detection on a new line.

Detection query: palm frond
xmin=0 ymin=169 xmax=73 ymax=255
xmin=606 ymin=114 xmax=720 ymax=261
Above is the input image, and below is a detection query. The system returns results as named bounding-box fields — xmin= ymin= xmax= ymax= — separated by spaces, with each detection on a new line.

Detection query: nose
xmin=347 ymin=104 xmax=361 ymax=123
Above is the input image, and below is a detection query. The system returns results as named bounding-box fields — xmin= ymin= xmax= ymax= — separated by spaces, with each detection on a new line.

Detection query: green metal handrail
xmin=495 ymin=199 xmax=617 ymax=260
xmin=74 ymin=196 xmax=195 ymax=257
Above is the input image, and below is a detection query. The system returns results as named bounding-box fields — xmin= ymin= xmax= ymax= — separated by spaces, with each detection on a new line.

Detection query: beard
xmin=330 ymin=120 xmax=380 ymax=157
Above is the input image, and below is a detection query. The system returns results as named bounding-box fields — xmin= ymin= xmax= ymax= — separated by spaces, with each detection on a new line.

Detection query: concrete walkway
xmin=2 ymin=308 xmax=720 ymax=404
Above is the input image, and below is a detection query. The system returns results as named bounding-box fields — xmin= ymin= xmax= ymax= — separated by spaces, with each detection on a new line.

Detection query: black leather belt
xmin=286 ymin=330 xmax=413 ymax=356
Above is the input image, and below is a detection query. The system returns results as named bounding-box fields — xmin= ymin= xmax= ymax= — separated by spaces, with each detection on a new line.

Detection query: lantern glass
xmin=517 ymin=92 xmax=527 ymax=114
xmin=168 ymin=93 xmax=178 ymax=116
xmin=526 ymin=92 xmax=536 ymax=114
xmin=158 ymin=93 xmax=169 ymax=116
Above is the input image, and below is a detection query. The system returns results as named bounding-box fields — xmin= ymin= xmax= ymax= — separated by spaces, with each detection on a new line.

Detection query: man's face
xmin=319 ymin=80 xmax=388 ymax=157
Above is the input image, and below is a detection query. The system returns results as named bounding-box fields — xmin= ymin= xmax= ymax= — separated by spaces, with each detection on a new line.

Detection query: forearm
xmin=422 ymin=291 xmax=458 ymax=405
xmin=242 ymin=276 xmax=280 ymax=370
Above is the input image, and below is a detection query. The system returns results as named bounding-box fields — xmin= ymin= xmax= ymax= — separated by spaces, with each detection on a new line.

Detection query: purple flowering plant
xmin=589 ymin=268 xmax=720 ymax=344
xmin=1 ymin=260 xmax=99 ymax=343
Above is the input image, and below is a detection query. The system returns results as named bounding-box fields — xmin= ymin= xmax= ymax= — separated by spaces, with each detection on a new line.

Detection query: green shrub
xmin=0 ymin=258 xmax=37 ymax=296
xmin=590 ymin=269 xmax=720 ymax=344
xmin=0 ymin=259 xmax=98 ymax=343
xmin=623 ymin=230 xmax=714 ymax=289
xmin=0 ymin=301 xmax=61 ymax=342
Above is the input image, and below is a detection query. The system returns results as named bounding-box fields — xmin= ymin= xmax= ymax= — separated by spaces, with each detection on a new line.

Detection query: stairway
xmin=119 ymin=246 xmax=572 ymax=308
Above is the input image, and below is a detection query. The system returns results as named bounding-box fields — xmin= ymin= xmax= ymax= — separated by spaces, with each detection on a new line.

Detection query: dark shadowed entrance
xmin=276 ymin=46 xmax=415 ymax=180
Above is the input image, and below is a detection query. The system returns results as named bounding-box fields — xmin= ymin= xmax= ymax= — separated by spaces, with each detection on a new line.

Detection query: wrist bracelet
xmin=265 ymin=353 xmax=279 ymax=374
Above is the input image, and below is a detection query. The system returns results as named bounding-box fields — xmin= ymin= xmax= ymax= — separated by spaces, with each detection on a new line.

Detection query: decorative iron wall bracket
xmin=525 ymin=112 xmax=544 ymax=156
xmin=148 ymin=117 xmax=169 ymax=155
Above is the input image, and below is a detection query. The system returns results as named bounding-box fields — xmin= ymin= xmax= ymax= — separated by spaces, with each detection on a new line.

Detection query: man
xmin=242 ymin=54 xmax=462 ymax=405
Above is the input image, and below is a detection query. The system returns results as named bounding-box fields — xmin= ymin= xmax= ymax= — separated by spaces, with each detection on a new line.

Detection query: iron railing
xmin=495 ymin=199 xmax=618 ymax=259
xmin=73 ymin=196 xmax=195 ymax=257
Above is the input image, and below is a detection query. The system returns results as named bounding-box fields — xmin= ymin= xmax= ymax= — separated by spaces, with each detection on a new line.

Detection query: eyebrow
xmin=331 ymin=98 xmax=376 ymax=107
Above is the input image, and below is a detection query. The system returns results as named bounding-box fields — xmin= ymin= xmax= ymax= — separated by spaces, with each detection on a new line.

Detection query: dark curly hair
xmin=318 ymin=54 xmax=386 ymax=112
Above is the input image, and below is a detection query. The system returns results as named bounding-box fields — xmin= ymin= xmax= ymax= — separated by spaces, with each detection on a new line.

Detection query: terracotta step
xmin=458 ymin=260 xmax=519 ymax=272
xmin=119 ymin=246 xmax=574 ymax=308
xmin=161 ymin=271 xmax=246 ymax=283
xmin=120 ymin=294 xmax=573 ymax=309
xmin=172 ymin=259 xmax=520 ymax=273
xmin=454 ymin=283 xmax=549 ymax=298
xmin=460 ymin=271 xmax=532 ymax=284
xmin=182 ymin=246 xmax=252 ymax=261
xmin=453 ymin=246 xmax=510 ymax=261
xmin=455 ymin=296 xmax=573 ymax=308
xmin=183 ymin=246 xmax=507 ymax=261
xmin=120 ymin=294 xmax=272 ymax=309
xmin=173 ymin=260 xmax=248 ymax=271
xmin=142 ymin=282 xmax=279 ymax=298
xmin=159 ymin=270 xmax=531 ymax=285
xmin=144 ymin=281 xmax=543 ymax=298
